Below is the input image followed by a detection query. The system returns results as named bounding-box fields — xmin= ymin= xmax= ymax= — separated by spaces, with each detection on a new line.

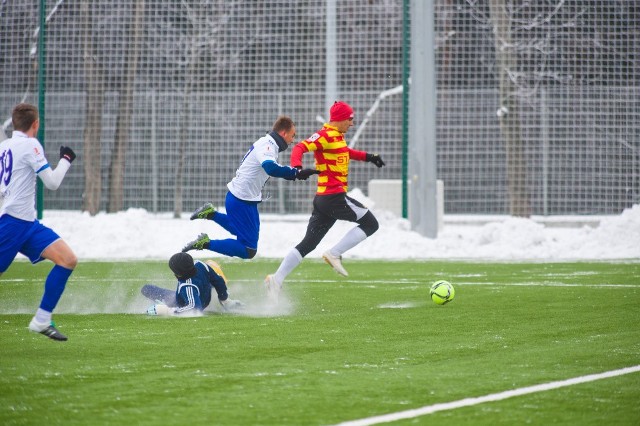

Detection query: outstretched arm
xmin=349 ymin=148 xmax=385 ymax=168
xmin=290 ymin=142 xmax=307 ymax=168
xmin=348 ymin=148 xmax=367 ymax=162
xmin=262 ymin=160 xmax=319 ymax=181
xmin=38 ymin=146 xmax=76 ymax=190
xmin=261 ymin=160 xmax=298 ymax=180
xmin=38 ymin=164 xmax=69 ymax=190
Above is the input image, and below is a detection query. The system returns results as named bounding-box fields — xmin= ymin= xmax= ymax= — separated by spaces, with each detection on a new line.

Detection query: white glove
xmin=146 ymin=303 xmax=173 ymax=316
xmin=220 ymin=298 xmax=245 ymax=311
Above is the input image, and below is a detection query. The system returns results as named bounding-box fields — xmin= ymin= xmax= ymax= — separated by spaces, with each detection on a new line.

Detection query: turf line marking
xmin=334 ymin=365 xmax=640 ymax=426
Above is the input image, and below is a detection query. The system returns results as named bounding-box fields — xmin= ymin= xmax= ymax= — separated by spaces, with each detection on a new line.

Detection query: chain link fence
xmin=1 ymin=0 xmax=638 ymax=216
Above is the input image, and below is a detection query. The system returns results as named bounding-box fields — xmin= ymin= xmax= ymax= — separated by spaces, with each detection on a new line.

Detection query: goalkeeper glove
xmin=59 ymin=146 xmax=76 ymax=163
xmin=366 ymin=153 xmax=385 ymax=168
xmin=296 ymin=168 xmax=320 ymax=180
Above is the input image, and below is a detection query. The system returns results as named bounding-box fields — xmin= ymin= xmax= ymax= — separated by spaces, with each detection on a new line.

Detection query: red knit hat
xmin=329 ymin=101 xmax=354 ymax=122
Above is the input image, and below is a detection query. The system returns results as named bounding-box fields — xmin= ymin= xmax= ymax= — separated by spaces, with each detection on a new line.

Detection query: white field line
xmin=4 ymin=278 xmax=636 ymax=290
xmin=333 ymin=365 xmax=640 ymax=426
xmin=458 ymin=281 xmax=640 ymax=288
xmin=280 ymin=279 xmax=638 ymax=288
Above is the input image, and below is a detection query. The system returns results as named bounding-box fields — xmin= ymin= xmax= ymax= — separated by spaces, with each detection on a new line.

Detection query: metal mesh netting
xmin=435 ymin=1 xmax=639 ymax=215
xmin=1 ymin=0 xmax=638 ymax=216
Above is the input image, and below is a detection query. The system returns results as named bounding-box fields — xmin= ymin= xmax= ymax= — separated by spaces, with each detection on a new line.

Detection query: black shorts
xmin=294 ymin=192 xmax=378 ymax=257
xmin=312 ymin=193 xmax=370 ymax=222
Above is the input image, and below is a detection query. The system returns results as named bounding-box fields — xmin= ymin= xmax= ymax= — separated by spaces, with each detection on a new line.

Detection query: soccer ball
xmin=430 ymin=280 xmax=455 ymax=305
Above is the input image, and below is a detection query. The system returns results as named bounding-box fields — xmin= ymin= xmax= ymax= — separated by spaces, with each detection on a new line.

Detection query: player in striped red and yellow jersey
xmin=265 ymin=102 xmax=386 ymax=301
xmin=289 ymin=119 xmax=367 ymax=195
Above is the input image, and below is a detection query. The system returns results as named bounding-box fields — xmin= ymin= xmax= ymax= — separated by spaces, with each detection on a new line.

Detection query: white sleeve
xmin=38 ymin=159 xmax=71 ymax=190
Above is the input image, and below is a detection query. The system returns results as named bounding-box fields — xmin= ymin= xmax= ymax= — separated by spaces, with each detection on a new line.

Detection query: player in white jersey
xmin=182 ymin=116 xmax=319 ymax=259
xmin=0 ymin=103 xmax=77 ymax=341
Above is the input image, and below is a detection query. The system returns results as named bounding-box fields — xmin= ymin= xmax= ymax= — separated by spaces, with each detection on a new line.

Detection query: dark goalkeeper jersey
xmin=174 ymin=260 xmax=227 ymax=313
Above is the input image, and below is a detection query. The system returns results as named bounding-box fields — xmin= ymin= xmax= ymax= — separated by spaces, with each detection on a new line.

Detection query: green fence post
xmin=401 ymin=0 xmax=410 ymax=219
xmin=36 ymin=0 xmax=47 ymax=220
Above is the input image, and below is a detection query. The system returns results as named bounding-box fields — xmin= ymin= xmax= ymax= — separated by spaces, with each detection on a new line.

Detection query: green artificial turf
xmin=1 ymin=259 xmax=639 ymax=425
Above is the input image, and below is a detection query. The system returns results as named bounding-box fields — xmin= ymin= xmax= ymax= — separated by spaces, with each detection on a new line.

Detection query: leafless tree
xmin=81 ymin=0 xmax=106 ymax=215
xmin=489 ymin=0 xmax=532 ymax=217
xmin=147 ymin=0 xmax=244 ymax=218
xmin=108 ymin=0 xmax=145 ymax=212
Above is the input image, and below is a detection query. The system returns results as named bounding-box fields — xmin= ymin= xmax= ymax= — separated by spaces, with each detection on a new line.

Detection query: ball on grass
xmin=430 ymin=280 xmax=455 ymax=305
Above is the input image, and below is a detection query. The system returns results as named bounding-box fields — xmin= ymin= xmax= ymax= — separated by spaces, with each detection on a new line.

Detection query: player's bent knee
xmin=245 ymin=247 xmax=257 ymax=259
xmin=296 ymin=238 xmax=321 ymax=258
xmin=359 ymin=212 xmax=379 ymax=236
xmin=59 ymin=249 xmax=78 ymax=269
xmin=43 ymin=240 xmax=78 ymax=269
xmin=60 ymin=253 xmax=78 ymax=270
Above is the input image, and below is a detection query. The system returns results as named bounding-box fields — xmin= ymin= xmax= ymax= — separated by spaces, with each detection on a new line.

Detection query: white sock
xmin=330 ymin=227 xmax=367 ymax=257
xmin=34 ymin=308 xmax=52 ymax=324
xmin=274 ymin=249 xmax=303 ymax=284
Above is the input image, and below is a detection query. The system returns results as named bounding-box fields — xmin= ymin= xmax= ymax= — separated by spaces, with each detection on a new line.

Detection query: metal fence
xmin=1 ymin=0 xmax=638 ymax=216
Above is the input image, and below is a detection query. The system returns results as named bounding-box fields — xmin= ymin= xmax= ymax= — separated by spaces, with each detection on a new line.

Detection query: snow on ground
xmin=6 ymin=193 xmax=638 ymax=315
xmin=37 ymin=194 xmax=639 ymax=262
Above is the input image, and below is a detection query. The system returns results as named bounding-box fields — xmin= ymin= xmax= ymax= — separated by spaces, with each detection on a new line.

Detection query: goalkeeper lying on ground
xmin=142 ymin=252 xmax=243 ymax=316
